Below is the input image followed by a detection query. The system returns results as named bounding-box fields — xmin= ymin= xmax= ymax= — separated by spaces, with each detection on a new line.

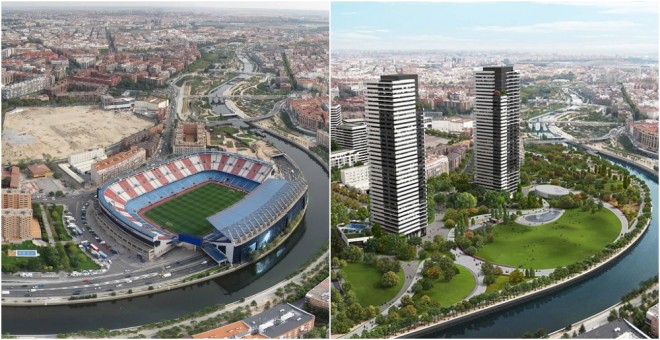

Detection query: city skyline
xmin=332 ymin=1 xmax=658 ymax=55
xmin=3 ymin=1 xmax=328 ymax=12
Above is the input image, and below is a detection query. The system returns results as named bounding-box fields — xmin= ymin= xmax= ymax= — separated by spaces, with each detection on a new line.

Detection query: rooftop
xmin=635 ymin=122 xmax=659 ymax=135
xmin=206 ymin=179 xmax=305 ymax=244
xmin=93 ymin=146 xmax=144 ymax=172
xmin=242 ymin=303 xmax=314 ymax=339
xmin=535 ymin=184 xmax=570 ymax=197
xmin=306 ymin=277 xmax=330 ymax=304
xmin=577 ymin=319 xmax=649 ymax=339
xmin=192 ymin=321 xmax=250 ymax=339
xmin=27 ymin=163 xmax=50 ymax=174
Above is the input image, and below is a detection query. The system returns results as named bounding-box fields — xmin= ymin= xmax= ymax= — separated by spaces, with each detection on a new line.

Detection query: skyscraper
xmin=365 ymin=74 xmax=427 ymax=236
xmin=474 ymin=66 xmax=521 ymax=192
xmin=330 ymin=104 xmax=343 ymax=136
xmin=335 ymin=123 xmax=368 ymax=163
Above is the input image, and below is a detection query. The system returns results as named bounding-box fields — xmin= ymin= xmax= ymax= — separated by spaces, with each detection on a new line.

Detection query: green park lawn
xmin=413 ymin=265 xmax=476 ymax=307
xmin=144 ymin=183 xmax=245 ymax=236
xmin=485 ymin=275 xmax=532 ymax=294
xmin=476 ymin=208 xmax=621 ymax=269
xmin=342 ymin=262 xmax=405 ymax=307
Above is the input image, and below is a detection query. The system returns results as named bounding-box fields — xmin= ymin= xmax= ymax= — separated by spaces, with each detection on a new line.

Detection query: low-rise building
xmin=91 ymin=146 xmax=146 ymax=184
xmin=172 ymin=122 xmax=206 ymax=155
xmin=68 ymin=148 xmax=107 ymax=174
xmin=425 ymin=155 xmax=449 ymax=178
xmin=285 ymin=97 xmax=328 ymax=132
xmin=633 ymin=122 xmax=659 ymax=152
xmin=27 ymin=164 xmax=52 ymax=178
xmin=305 ymin=277 xmax=330 ymax=311
xmin=317 ymin=129 xmax=330 ymax=149
xmin=428 ymin=117 xmax=474 ymax=134
xmin=192 ymin=303 xmax=314 ymax=339
xmin=134 ymin=97 xmax=169 ymax=117
xmin=100 ymin=95 xmax=134 ymax=110
xmin=340 ymin=164 xmax=369 ymax=191
xmin=334 ymin=123 xmax=368 ymax=163
xmin=647 ymin=303 xmax=659 ymax=338
xmin=447 ymin=152 xmax=462 ymax=171
xmin=330 ymin=149 xmax=360 ymax=169
xmin=1 ymin=75 xmax=52 ymax=99
xmin=2 ymin=166 xmax=21 ymax=189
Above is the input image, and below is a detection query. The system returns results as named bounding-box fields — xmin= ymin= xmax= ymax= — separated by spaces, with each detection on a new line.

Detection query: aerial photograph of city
xmin=330 ymin=1 xmax=659 ymax=339
xmin=1 ymin=1 xmax=329 ymax=338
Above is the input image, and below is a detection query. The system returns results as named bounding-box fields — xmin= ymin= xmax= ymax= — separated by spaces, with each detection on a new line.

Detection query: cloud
xmin=354 ymin=29 xmax=391 ymax=34
xmin=472 ymin=20 xmax=639 ymax=33
xmin=333 ymin=32 xmax=383 ymax=41
xmin=535 ymin=0 xmax=658 ymax=14
xmin=397 ymin=34 xmax=472 ymax=43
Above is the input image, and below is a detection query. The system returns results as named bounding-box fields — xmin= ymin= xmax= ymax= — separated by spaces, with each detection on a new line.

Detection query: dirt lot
xmin=2 ymin=105 xmax=154 ymax=163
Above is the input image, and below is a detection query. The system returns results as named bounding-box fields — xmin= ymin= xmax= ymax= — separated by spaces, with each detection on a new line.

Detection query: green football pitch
xmin=143 ymin=183 xmax=246 ymax=236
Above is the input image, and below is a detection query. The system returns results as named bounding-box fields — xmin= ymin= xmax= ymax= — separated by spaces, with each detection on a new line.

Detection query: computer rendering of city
xmin=329 ymin=1 xmax=658 ymax=339
xmin=1 ymin=1 xmax=659 ymax=339
xmin=1 ymin=1 xmax=330 ymax=338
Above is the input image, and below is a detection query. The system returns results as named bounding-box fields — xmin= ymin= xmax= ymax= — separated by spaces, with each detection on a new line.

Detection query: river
xmin=1 ymin=134 xmax=329 ymax=335
xmin=422 ymin=159 xmax=658 ymax=338
xmin=208 ymin=53 xmax=255 ymax=117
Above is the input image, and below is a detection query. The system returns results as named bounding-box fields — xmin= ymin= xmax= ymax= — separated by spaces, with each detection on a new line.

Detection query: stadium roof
xmin=207 ymin=178 xmax=305 ymax=244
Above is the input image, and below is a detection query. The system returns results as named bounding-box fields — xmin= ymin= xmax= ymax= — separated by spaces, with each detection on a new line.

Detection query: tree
xmin=509 ymin=269 xmax=524 ymax=284
xmin=423 ymin=266 xmax=442 ymax=280
xmin=454 ymin=192 xmax=477 ymax=209
xmin=343 ymin=245 xmax=364 ymax=263
xmin=483 ymin=274 xmax=497 ymax=285
xmin=608 ymin=309 xmax=619 ymax=321
xmin=381 ymin=271 xmax=399 ymax=288
xmin=444 ymin=219 xmax=456 ymax=229
xmin=579 ymin=324 xmax=586 ymax=334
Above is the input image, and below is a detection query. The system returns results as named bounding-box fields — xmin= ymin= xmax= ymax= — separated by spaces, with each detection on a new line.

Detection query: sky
xmin=2 ymin=0 xmax=328 ymax=12
xmin=331 ymin=1 xmax=659 ymax=55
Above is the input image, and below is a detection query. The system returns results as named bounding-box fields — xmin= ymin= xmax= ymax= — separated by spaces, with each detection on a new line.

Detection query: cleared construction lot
xmin=2 ymin=105 xmax=154 ymax=163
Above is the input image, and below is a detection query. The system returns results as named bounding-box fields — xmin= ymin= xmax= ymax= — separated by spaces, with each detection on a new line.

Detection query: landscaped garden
xmin=476 ymin=207 xmax=621 ymax=268
xmin=342 ymin=262 xmax=405 ymax=307
xmin=413 ymin=264 xmax=475 ymax=307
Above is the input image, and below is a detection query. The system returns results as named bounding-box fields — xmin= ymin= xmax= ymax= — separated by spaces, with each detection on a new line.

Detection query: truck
xmin=98 ymin=251 xmax=108 ymax=259
xmin=89 ymin=244 xmax=100 ymax=252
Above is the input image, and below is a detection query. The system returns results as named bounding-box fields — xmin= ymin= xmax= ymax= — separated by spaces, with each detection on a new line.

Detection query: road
xmin=110 ymin=251 xmax=328 ymax=338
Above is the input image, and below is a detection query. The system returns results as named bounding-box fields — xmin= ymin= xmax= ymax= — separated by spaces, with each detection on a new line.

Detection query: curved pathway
xmin=381 ymin=260 xmax=426 ymax=315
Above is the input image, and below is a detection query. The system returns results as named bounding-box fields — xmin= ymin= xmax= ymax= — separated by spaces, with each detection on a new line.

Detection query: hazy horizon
xmin=2 ymin=1 xmax=328 ymax=13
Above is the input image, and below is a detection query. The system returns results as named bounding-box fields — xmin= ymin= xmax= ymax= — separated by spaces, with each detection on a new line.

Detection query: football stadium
xmin=94 ymin=151 xmax=308 ymax=264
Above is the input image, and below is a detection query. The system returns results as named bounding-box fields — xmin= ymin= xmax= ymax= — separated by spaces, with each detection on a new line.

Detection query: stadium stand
xmin=96 ymin=151 xmax=307 ymax=263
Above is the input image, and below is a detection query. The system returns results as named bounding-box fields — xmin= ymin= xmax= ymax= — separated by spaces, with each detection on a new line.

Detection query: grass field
xmin=485 ymin=275 xmax=532 ymax=294
xmin=476 ymin=208 xmax=621 ymax=269
xmin=413 ymin=265 xmax=476 ymax=307
xmin=343 ymin=262 xmax=405 ymax=307
xmin=143 ymin=183 xmax=245 ymax=236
